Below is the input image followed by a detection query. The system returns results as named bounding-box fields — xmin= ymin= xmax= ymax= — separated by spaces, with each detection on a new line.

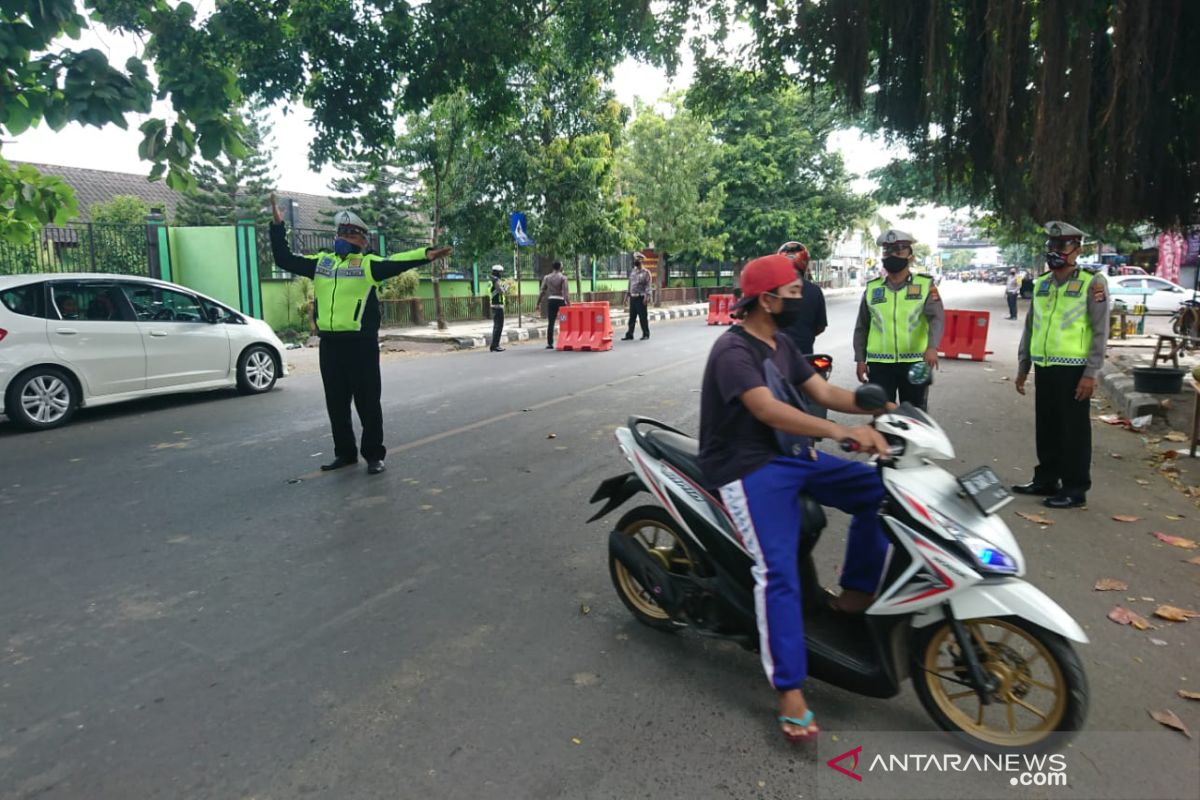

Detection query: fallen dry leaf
xmin=1150 ymin=638 xmax=1169 ymax=646
xmin=1016 ymin=511 xmax=1055 ymax=526
xmin=1165 ymin=432 xmax=1189 ymax=442
xmin=1165 ymin=514 xmax=1185 ymax=521
xmin=1110 ymin=452 xmax=1123 ymax=459
xmin=1149 ymin=709 xmax=1193 ymax=738
xmin=1180 ymin=690 xmax=1200 ymax=701
xmin=1152 ymin=532 xmax=1199 ymax=549
xmin=1154 ymin=605 xmax=1200 ymax=622
xmin=546 ymin=433 xmax=557 ymax=439
xmin=1108 ymin=606 xmax=1152 ymax=630
xmin=1112 ymin=514 xmax=1141 ymax=523
xmin=1135 ymin=478 xmax=1151 ymax=485
xmin=1187 ymin=556 xmax=1200 ymax=566
xmin=1094 ymin=578 xmax=1129 ymax=591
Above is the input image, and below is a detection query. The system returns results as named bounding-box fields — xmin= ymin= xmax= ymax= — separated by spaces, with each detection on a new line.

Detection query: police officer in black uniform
xmin=269 ymin=194 xmax=451 ymax=474
xmin=489 ymin=265 xmax=507 ymax=352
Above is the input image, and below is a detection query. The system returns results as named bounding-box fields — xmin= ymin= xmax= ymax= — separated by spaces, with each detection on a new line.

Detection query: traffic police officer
xmin=852 ymin=229 xmax=944 ymax=409
xmin=1013 ymin=221 xmax=1109 ymax=509
xmin=269 ymin=194 xmax=451 ymax=475
xmin=489 ymin=265 xmax=507 ymax=352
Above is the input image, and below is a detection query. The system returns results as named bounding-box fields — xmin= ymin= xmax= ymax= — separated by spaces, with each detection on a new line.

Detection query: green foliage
xmin=943 ymin=251 xmax=976 ymax=271
xmin=377 ymin=270 xmax=420 ymax=300
xmin=319 ymin=157 xmax=424 ymax=242
xmin=694 ymin=72 xmax=874 ymax=260
xmin=618 ymin=96 xmax=727 ymax=261
xmin=89 ymin=195 xmax=149 ymax=225
xmin=175 ymin=108 xmax=276 ymax=226
xmin=0 ymin=156 xmax=78 ymax=243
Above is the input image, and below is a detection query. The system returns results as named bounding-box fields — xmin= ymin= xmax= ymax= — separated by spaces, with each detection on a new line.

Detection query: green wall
xmin=169 ymin=227 xmax=241 ymax=309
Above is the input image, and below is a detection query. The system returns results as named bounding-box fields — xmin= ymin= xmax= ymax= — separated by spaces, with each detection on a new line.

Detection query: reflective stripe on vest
xmin=864 ymin=275 xmax=931 ymax=363
xmin=311 ymin=247 xmax=427 ymax=332
xmin=1030 ymin=270 xmax=1094 ymax=367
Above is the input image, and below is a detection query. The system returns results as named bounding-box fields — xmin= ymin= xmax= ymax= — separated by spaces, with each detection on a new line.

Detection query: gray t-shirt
xmin=698 ymin=329 xmax=816 ymax=488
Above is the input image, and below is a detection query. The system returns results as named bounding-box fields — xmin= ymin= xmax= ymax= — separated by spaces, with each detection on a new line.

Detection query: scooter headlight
xmin=960 ymin=535 xmax=1019 ymax=574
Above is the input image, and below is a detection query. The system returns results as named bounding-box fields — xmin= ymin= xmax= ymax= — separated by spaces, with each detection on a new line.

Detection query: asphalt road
xmin=2 ymin=283 xmax=1198 ymax=800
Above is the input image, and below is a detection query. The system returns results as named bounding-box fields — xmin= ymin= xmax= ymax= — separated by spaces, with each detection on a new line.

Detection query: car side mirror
xmin=206 ymin=307 xmax=222 ymax=323
xmin=855 ymin=383 xmax=890 ymax=412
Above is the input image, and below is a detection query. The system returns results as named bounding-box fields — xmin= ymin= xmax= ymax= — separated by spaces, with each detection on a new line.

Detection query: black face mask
xmin=771 ymin=296 xmax=805 ymax=328
xmin=882 ymin=255 xmax=908 ymax=274
xmin=1045 ymin=251 xmax=1069 ymax=269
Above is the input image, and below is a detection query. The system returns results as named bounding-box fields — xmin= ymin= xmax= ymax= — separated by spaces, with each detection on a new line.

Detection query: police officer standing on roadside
xmin=622 ymin=252 xmax=651 ymax=341
xmin=269 ymin=194 xmax=451 ymax=475
xmin=852 ymin=229 xmax=944 ymax=409
xmin=1013 ymin=221 xmax=1109 ymax=509
xmin=489 ymin=265 xmax=507 ymax=352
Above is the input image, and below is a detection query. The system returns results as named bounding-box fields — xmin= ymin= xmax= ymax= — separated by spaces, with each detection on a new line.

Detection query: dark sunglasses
xmin=1045 ymin=238 xmax=1079 ymax=251
xmin=881 ymin=243 xmax=911 ymax=255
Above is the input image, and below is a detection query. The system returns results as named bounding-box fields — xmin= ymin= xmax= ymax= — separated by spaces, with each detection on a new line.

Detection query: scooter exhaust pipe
xmin=608 ymin=529 xmax=684 ymax=615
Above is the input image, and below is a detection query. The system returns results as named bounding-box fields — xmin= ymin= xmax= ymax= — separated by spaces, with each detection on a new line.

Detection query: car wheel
xmin=5 ymin=366 xmax=78 ymax=430
xmin=237 ymin=345 xmax=278 ymax=395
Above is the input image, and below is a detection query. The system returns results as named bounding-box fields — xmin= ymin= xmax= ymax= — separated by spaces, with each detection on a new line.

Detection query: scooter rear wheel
xmin=609 ymin=506 xmax=697 ymax=632
xmin=911 ymin=615 xmax=1088 ymax=751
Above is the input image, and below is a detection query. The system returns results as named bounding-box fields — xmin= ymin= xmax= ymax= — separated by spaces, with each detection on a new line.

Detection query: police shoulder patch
xmin=928 ymin=285 xmax=940 ymax=301
xmin=906 ymin=283 xmax=923 ymax=299
xmin=871 ymin=286 xmax=887 ymax=304
xmin=1037 ymin=280 xmax=1052 ymax=295
xmin=318 ymin=256 xmax=334 ymax=267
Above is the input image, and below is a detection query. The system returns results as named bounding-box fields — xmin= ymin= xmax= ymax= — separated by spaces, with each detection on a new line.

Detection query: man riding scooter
xmin=698 ymin=254 xmax=892 ymax=743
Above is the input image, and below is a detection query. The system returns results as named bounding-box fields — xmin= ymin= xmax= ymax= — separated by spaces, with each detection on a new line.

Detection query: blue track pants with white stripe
xmin=719 ymin=453 xmax=890 ymax=691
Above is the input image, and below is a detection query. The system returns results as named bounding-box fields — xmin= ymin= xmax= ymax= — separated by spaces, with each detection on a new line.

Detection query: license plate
xmin=957 ymin=466 xmax=1013 ymax=515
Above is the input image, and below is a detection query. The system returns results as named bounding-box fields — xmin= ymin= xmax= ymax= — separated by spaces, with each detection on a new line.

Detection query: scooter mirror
xmin=855 ymin=383 xmax=890 ymax=412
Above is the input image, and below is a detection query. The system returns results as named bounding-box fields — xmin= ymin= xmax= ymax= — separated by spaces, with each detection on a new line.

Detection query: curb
xmin=1098 ymin=362 xmax=1165 ymax=420
xmin=379 ymin=304 xmax=709 ymax=350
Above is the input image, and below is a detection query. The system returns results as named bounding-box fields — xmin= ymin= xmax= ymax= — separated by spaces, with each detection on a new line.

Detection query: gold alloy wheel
xmin=612 ymin=518 xmax=696 ymax=621
xmin=921 ymin=618 xmax=1068 ymax=747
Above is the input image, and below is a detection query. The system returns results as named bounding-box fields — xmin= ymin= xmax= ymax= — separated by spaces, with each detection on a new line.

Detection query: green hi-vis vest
xmin=1030 ymin=269 xmax=1096 ymax=367
xmin=311 ymin=248 xmax=425 ymax=332
xmin=864 ymin=274 xmax=933 ymax=363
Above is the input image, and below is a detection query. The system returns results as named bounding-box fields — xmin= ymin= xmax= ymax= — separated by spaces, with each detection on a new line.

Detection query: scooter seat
xmin=644 ymin=428 xmax=708 ymax=488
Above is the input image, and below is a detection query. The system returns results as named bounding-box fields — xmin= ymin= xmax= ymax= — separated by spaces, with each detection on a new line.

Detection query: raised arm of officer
xmin=371 ymin=245 xmax=452 ymax=282
xmin=852 ymin=293 xmax=870 ymax=383
xmin=1077 ymin=272 xmax=1110 ymax=400
xmin=923 ymin=281 xmax=944 ymax=370
xmin=268 ymin=193 xmax=317 ymax=278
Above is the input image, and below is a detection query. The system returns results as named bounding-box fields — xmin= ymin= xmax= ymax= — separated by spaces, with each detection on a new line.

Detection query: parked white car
xmin=1109 ymin=275 xmax=1194 ymax=314
xmin=1 ymin=273 xmax=287 ymax=430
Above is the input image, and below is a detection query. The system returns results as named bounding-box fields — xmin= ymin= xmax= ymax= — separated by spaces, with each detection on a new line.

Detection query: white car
xmin=1108 ymin=275 xmax=1194 ymax=314
xmin=1 ymin=273 xmax=287 ymax=430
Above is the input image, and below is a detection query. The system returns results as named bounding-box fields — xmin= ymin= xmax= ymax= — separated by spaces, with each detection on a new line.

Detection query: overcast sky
xmin=5 ymin=20 xmax=945 ymax=248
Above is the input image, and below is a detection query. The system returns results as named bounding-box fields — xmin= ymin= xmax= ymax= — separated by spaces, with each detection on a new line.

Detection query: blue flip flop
xmin=778 ymin=709 xmax=819 ymax=742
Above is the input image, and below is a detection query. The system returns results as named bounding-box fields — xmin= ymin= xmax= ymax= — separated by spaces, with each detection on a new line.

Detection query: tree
xmin=175 ymin=109 xmax=276 ymax=227
xmin=1 ymin=0 xmax=694 ymax=242
xmin=319 ymin=157 xmax=424 ymax=243
xmin=618 ymin=97 xmax=727 ymax=263
xmin=88 ymin=195 xmax=149 ymax=225
xmin=693 ymin=73 xmax=874 ymax=260
xmin=943 ymin=250 xmax=976 ymax=271
xmin=730 ymin=1 xmax=1200 ymax=227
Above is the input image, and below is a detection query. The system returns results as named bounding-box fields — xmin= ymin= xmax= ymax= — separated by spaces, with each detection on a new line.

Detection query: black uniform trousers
xmin=1006 ymin=292 xmax=1018 ymax=319
xmin=867 ymin=361 xmax=930 ymax=410
xmin=627 ymin=296 xmax=649 ymax=337
xmin=1032 ymin=365 xmax=1091 ymax=497
xmin=546 ymin=299 xmax=565 ymax=347
xmin=490 ymin=306 xmax=505 ymax=349
xmin=319 ymin=336 xmax=385 ymax=462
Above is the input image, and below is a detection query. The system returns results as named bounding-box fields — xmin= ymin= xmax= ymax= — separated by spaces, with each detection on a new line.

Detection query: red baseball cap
xmin=732 ymin=254 xmax=802 ymax=313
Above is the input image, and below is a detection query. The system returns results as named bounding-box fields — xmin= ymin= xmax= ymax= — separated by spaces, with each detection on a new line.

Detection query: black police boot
xmin=321 ymin=456 xmax=358 ymax=471
xmin=640 ymin=333 xmax=650 ymax=340
xmin=1043 ymin=494 xmax=1085 ymax=509
xmin=490 ymin=346 xmax=506 ymax=352
xmin=1012 ymin=480 xmax=1060 ymax=496
xmin=367 ymin=459 xmax=386 ymax=475
xmin=621 ymin=333 xmax=634 ymax=341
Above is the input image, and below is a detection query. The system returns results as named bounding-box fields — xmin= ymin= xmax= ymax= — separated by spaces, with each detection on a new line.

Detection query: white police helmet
xmin=333 ymin=210 xmax=368 ymax=234
xmin=875 ymin=228 xmax=916 ymax=246
xmin=490 ymin=264 xmax=505 ymax=275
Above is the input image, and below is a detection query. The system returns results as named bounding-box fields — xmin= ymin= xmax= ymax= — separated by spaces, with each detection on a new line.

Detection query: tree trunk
xmin=574 ymin=253 xmax=582 ymax=297
xmin=431 ymin=179 xmax=447 ymax=331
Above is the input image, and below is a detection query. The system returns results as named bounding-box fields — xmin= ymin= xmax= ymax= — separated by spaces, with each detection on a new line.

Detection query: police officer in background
xmin=1013 ymin=221 xmax=1109 ymax=509
xmin=622 ymin=252 xmax=652 ymax=341
xmin=777 ymin=241 xmax=827 ymax=354
xmin=489 ymin=265 xmax=507 ymax=352
xmin=852 ymin=229 xmax=944 ymax=409
xmin=269 ymin=194 xmax=451 ymax=475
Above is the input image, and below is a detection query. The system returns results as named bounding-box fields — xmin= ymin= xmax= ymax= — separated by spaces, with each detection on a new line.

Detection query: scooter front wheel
xmin=609 ymin=506 xmax=696 ymax=632
xmin=911 ymin=615 xmax=1089 ymax=751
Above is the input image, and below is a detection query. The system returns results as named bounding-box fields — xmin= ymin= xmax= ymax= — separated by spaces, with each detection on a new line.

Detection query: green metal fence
xmin=0 ymin=223 xmax=150 ymax=276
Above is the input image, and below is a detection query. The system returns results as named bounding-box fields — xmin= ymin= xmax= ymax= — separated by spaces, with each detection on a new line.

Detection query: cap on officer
xmin=632 ymin=251 xmax=646 ymax=264
xmin=334 ymin=210 xmax=369 ymax=235
xmin=1043 ymin=221 xmax=1089 ymax=241
xmin=875 ymin=228 xmax=916 ymax=246
xmin=490 ymin=264 xmax=505 ymax=275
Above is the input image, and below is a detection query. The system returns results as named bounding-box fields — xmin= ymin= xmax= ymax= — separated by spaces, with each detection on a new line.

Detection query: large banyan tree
xmin=734 ymin=0 xmax=1199 ymax=227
